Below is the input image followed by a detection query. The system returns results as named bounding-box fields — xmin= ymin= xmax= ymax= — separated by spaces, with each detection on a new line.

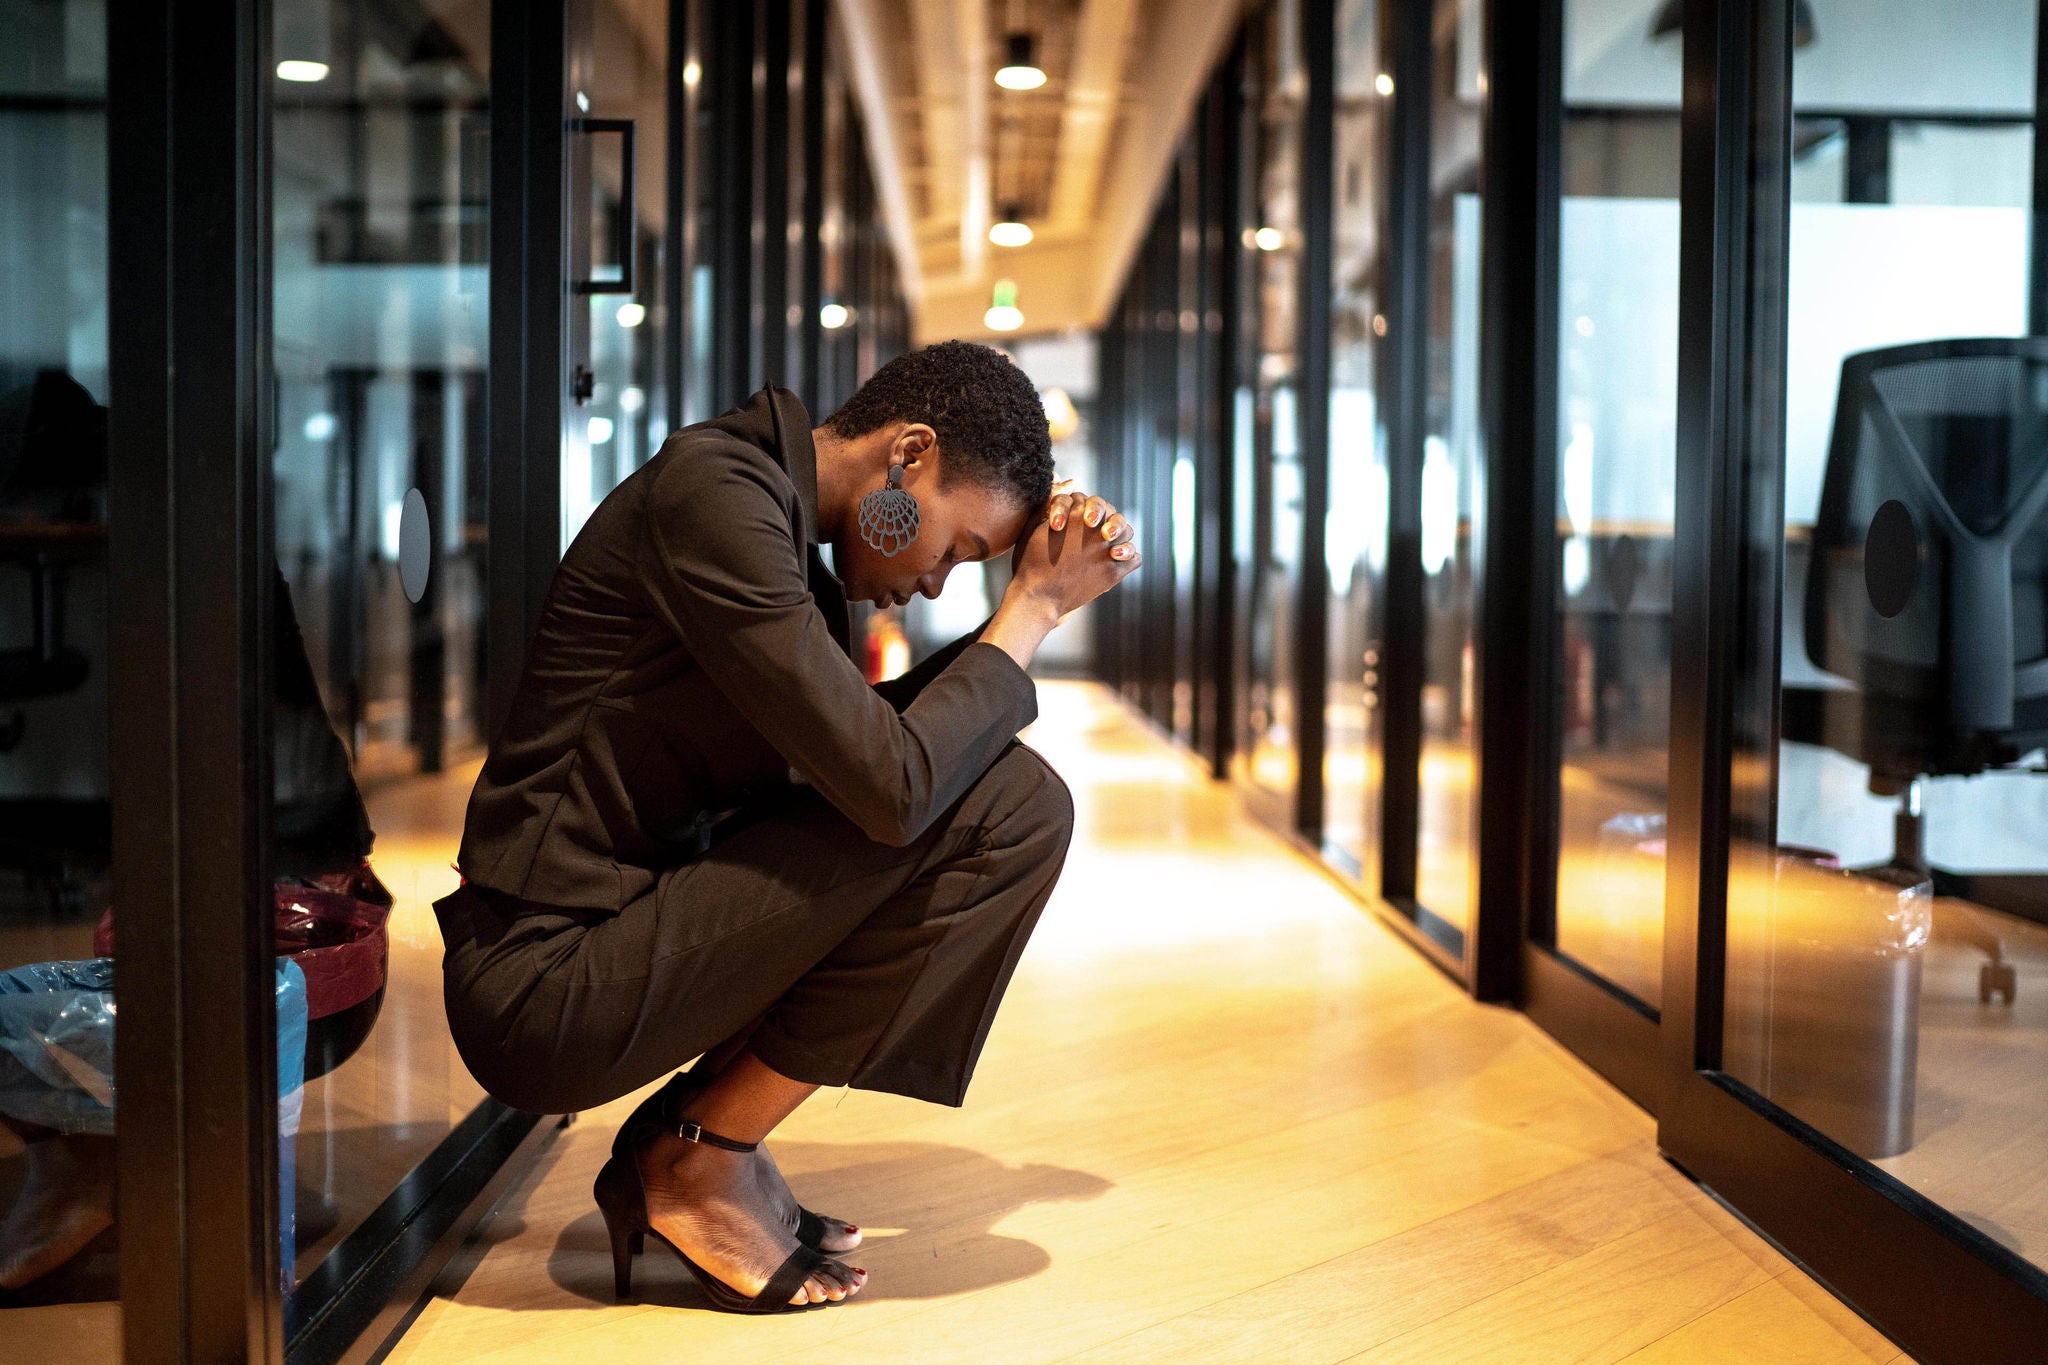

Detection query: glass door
xmin=266 ymin=0 xmax=497 ymax=1330
xmin=1662 ymin=0 xmax=2048 ymax=1354
xmin=1515 ymin=0 xmax=1683 ymax=1110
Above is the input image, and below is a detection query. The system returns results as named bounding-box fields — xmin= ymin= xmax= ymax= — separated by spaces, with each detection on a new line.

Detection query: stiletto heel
xmin=627 ymin=1229 xmax=644 ymax=1256
xmin=603 ymin=1203 xmax=637 ymax=1301
xmin=592 ymin=1113 xmax=852 ymax=1314
xmin=610 ymin=1068 xmax=850 ymax=1252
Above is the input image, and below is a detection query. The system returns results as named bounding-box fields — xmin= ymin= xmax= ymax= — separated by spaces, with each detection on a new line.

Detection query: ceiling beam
xmin=835 ymin=0 xmax=926 ymax=303
xmin=1046 ymin=0 xmax=1139 ymax=232
xmin=1084 ymin=0 xmax=1242 ymax=325
xmin=957 ymin=0 xmax=991 ymax=278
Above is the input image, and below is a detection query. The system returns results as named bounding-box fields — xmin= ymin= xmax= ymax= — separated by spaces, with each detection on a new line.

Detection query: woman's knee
xmin=985 ymin=742 xmax=1075 ymax=848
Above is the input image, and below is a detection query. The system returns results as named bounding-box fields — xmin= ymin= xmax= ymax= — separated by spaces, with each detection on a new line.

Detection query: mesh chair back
xmin=1805 ymin=339 xmax=2048 ymax=781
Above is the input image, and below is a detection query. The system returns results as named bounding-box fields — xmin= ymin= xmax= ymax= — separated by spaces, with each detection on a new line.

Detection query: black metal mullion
xmin=1469 ymin=0 xmax=1558 ymax=1001
xmin=797 ymin=0 xmax=828 ymax=411
xmin=1377 ymin=0 xmax=1432 ymax=904
xmin=487 ymin=1 xmax=566 ymax=739
xmin=1203 ymin=40 xmax=1246 ymax=782
xmin=1294 ymin=0 xmax=1335 ymax=841
xmin=2032 ymin=0 xmax=2048 ymax=334
xmin=111 ymin=0 xmax=279 ymax=1358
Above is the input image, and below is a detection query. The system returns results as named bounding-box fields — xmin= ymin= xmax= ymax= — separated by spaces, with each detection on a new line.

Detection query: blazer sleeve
xmin=871 ymin=617 xmax=994 ymax=713
xmin=642 ymin=442 xmax=1037 ymax=846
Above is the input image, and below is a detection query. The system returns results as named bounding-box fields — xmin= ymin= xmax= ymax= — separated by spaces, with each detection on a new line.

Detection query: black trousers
xmin=433 ymin=742 xmax=1073 ymax=1114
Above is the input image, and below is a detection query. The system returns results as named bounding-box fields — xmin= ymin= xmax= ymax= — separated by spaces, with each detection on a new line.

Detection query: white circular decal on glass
xmin=399 ymin=487 xmax=431 ymax=604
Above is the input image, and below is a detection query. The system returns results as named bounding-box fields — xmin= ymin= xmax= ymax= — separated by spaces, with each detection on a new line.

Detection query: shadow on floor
xmin=517 ymin=1138 xmax=1113 ymax=1313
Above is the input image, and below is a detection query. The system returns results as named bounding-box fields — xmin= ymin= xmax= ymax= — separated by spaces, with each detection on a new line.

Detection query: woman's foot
xmin=638 ymin=1130 xmax=867 ymax=1306
xmin=752 ymin=1142 xmax=862 ymax=1253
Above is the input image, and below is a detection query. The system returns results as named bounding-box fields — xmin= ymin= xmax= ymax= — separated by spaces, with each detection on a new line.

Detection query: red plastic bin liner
xmin=93 ymin=870 xmax=391 ymax=1022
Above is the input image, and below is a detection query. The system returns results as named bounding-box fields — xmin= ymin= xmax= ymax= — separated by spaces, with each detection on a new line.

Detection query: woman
xmin=433 ymin=341 xmax=1138 ymax=1314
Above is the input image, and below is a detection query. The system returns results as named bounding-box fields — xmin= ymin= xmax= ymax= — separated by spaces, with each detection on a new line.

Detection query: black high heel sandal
xmin=594 ymin=1115 xmax=847 ymax=1313
xmin=606 ymin=1068 xmax=842 ymax=1251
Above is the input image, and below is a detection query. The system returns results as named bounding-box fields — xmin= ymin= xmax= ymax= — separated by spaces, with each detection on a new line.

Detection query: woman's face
xmin=833 ymin=456 xmax=1031 ymax=609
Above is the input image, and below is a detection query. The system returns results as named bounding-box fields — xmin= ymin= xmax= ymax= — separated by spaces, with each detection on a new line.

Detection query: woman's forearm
xmin=981 ymin=589 xmax=1061 ymax=671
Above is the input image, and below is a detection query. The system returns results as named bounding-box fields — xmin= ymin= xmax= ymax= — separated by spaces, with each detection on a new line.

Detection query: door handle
xmin=571 ymin=117 xmax=635 ymax=296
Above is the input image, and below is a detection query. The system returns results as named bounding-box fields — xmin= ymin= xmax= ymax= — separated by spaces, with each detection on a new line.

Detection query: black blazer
xmin=456 ymin=385 xmax=1039 ymax=913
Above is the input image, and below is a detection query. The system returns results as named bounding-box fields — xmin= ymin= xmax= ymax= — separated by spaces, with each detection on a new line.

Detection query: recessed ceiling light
xmin=820 ymin=302 xmax=851 ymax=329
xmin=1253 ymin=226 xmax=1285 ymax=251
xmin=995 ymin=32 xmax=1046 ymax=90
xmin=615 ymin=301 xmax=646 ymax=328
xmin=277 ymin=60 xmax=330 ymax=82
xmin=990 ymin=206 xmax=1033 ymax=247
xmin=985 ymin=278 xmax=1023 ymax=332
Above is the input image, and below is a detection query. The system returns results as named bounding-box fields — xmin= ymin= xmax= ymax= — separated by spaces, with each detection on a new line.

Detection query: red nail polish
xmin=845 ymin=1224 xmax=858 ymax=1232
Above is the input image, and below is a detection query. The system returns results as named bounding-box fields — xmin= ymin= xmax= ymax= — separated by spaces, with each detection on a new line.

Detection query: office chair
xmin=1803 ymin=338 xmax=2048 ymax=1005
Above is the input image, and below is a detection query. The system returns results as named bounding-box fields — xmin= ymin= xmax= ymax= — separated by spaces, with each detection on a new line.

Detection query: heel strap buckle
xmin=676 ymin=1118 xmax=759 ymax=1153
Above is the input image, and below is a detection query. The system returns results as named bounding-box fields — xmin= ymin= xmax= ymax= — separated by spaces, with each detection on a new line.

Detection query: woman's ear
xmin=893 ymin=422 xmax=937 ymax=468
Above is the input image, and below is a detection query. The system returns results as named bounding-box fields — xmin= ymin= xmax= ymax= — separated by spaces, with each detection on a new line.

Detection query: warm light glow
xmin=984 ymin=304 xmax=1025 ymax=332
xmin=1374 ymin=72 xmax=1394 ymax=96
xmin=995 ymin=64 xmax=1047 ymax=90
xmin=615 ymin=301 xmax=646 ymax=328
xmin=682 ymin=60 xmax=702 ymax=86
xmin=1253 ymin=226 xmax=1285 ymax=251
xmin=1041 ymin=387 xmax=1080 ymax=441
xmin=820 ymin=302 xmax=851 ymax=329
xmin=277 ymin=60 xmax=330 ymax=82
xmin=989 ymin=219 xmax=1034 ymax=247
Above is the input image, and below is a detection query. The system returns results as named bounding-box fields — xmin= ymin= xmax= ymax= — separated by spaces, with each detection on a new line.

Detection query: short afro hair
xmin=826 ymin=340 xmax=1053 ymax=509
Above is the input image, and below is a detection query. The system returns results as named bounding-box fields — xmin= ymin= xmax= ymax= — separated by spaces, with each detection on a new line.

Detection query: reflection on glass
xmin=0 ymin=0 xmax=119 ymax=1335
xmin=1412 ymin=0 xmax=1483 ymax=948
xmin=1551 ymin=0 xmax=1682 ymax=1009
xmin=564 ymin=0 xmax=670 ymax=545
xmin=1239 ymin=0 xmax=1307 ymax=803
xmin=269 ymin=0 xmax=492 ymax=1307
xmin=1324 ymin=0 xmax=1386 ymax=876
xmin=1726 ymin=0 xmax=2048 ymax=1276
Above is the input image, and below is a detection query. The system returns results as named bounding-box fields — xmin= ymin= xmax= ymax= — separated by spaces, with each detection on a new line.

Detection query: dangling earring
xmin=857 ymin=462 xmax=921 ymax=556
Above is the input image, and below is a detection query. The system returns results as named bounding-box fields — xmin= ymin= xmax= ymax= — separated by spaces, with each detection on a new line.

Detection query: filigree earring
xmin=857 ymin=462 xmax=920 ymax=556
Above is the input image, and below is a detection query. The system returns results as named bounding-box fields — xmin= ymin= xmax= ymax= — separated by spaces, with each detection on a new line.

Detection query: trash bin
xmin=1752 ymin=854 xmax=1929 ymax=1160
xmin=0 ymin=956 xmax=309 ymax=1288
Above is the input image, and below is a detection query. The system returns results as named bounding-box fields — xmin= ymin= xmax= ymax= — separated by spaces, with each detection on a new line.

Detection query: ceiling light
xmin=276 ymin=60 xmax=330 ymax=82
xmin=820 ymin=302 xmax=851 ymax=329
xmin=615 ymin=301 xmax=646 ymax=328
xmin=990 ymin=206 xmax=1033 ymax=247
xmin=984 ymin=278 xmax=1024 ymax=332
xmin=1374 ymin=72 xmax=1394 ymax=97
xmin=1253 ymin=226 xmax=1285 ymax=251
xmin=587 ymin=416 xmax=615 ymax=445
xmin=995 ymin=32 xmax=1046 ymax=90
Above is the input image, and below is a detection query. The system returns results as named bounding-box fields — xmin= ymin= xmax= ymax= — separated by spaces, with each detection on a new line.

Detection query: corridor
xmin=383 ymin=682 xmax=1906 ymax=1365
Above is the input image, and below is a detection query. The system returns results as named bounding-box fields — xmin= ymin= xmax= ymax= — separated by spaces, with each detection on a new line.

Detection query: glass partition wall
xmin=3 ymin=1 xmax=912 ymax=1357
xmin=1 ymin=1 xmax=123 ymax=1346
xmin=1708 ymin=0 xmax=2048 ymax=1318
xmin=1093 ymin=0 xmax=2048 ymax=1354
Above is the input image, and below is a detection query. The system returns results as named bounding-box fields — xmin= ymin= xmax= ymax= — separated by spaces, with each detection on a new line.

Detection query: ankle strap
xmin=676 ymin=1118 xmax=758 ymax=1153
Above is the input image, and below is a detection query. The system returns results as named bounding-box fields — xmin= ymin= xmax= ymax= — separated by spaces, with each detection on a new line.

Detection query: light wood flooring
xmin=385 ymin=681 xmax=1909 ymax=1365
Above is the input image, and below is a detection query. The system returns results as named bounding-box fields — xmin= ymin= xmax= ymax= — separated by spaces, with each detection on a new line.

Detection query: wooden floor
xmin=386 ymin=680 xmax=1908 ymax=1365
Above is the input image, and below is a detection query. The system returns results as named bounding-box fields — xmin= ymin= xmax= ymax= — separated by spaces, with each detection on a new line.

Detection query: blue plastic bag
xmin=0 ymin=956 xmax=310 ymax=1282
